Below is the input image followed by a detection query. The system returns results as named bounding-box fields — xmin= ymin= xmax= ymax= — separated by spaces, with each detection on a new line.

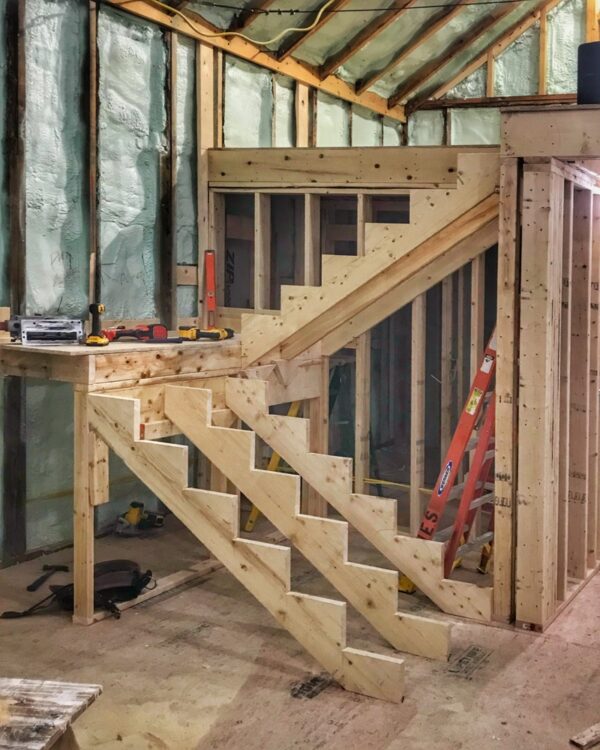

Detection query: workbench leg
xmin=73 ymin=388 xmax=94 ymax=625
xmin=54 ymin=726 xmax=81 ymax=750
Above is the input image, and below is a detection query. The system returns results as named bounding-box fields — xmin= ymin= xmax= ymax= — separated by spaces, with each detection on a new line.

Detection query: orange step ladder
xmin=417 ymin=329 xmax=497 ymax=578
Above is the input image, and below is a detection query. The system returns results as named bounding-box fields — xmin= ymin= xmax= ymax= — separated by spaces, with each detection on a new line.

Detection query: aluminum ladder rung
xmin=469 ymin=491 xmax=495 ymax=510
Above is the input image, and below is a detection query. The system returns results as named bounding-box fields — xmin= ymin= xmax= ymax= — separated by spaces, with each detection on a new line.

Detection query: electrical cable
xmin=119 ymin=0 xmax=340 ymax=46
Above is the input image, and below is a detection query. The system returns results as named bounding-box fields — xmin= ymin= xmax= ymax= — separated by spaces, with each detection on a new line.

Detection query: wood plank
xmin=418 ymin=93 xmax=577 ymax=110
xmin=410 ymin=294 xmax=426 ymax=535
xmin=515 ymin=166 xmax=564 ymax=628
xmin=568 ymin=188 xmax=593 ymax=580
xmin=593 ymin=194 xmax=600 ymax=560
xmin=177 ymin=264 xmax=199 ymax=285
xmin=103 ymin=0 xmax=406 ymax=122
xmin=305 ymin=357 xmax=330 ymax=517
xmin=557 ymin=181 xmax=574 ymax=601
xmin=161 ymin=31 xmax=177 ymax=330
xmin=571 ymin=721 xmax=600 ymax=749
xmin=440 ymin=275 xmax=453 ymax=458
xmin=503 ymin=106 xmax=600 ymax=159
xmin=494 ymin=157 xmax=520 ymax=622
xmin=585 ymin=0 xmax=600 ymax=41
xmin=254 ymin=193 xmax=271 ymax=310
xmin=88 ymin=1 xmax=100 ymax=304
xmin=73 ymin=388 xmax=95 ymax=625
xmin=539 ymin=8 xmax=548 ymax=95
xmin=295 ymin=82 xmax=313 ymax=148
xmin=304 ymin=194 xmax=320 ymax=286
xmin=207 ymin=146 xmax=468 ymax=188
xmin=588 ymin=191 xmax=600 ymax=568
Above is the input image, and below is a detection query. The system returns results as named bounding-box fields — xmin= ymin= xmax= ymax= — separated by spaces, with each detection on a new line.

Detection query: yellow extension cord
xmin=119 ymin=0 xmax=339 ymax=47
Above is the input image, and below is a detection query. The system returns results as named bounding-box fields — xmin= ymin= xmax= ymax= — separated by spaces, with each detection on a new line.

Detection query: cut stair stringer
xmin=87 ymin=392 xmax=404 ymax=703
xmin=241 ymin=152 xmax=499 ymax=365
xmin=164 ymin=385 xmax=451 ymax=660
xmin=225 ymin=377 xmax=493 ymax=623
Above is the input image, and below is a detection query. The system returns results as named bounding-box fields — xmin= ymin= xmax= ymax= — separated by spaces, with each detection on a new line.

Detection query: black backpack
xmin=1 ymin=559 xmax=153 ymax=620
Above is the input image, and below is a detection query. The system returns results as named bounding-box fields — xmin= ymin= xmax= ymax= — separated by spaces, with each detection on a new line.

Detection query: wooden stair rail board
xmin=224 ymin=377 xmax=492 ymax=623
xmin=241 ymin=153 xmax=500 ymax=366
xmin=87 ymin=392 xmax=404 ymax=703
xmin=163 ymin=385 xmax=451 ymax=660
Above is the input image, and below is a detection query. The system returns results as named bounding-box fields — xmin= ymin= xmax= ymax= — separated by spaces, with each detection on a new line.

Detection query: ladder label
xmin=466 ymin=388 xmax=483 ymax=416
xmin=437 ymin=460 xmax=453 ymax=496
xmin=481 ymin=354 xmax=494 ymax=374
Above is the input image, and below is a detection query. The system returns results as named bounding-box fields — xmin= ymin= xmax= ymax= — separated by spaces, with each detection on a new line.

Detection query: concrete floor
xmin=0 ymin=518 xmax=599 ymax=750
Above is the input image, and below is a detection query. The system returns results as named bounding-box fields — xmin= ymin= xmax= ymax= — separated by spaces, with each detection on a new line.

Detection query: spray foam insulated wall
xmin=98 ymin=7 xmax=166 ymax=320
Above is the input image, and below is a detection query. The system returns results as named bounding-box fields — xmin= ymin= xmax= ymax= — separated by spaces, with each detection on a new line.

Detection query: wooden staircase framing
xmin=164 ymin=385 xmax=452 ymax=660
xmin=87 ymin=391 xmax=405 ymax=703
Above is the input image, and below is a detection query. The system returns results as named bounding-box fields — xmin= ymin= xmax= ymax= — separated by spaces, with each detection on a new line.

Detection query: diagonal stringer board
xmin=87 ymin=392 xmax=405 ymax=703
xmin=225 ymin=377 xmax=493 ymax=622
xmin=164 ymin=385 xmax=451 ymax=660
xmin=241 ymin=152 xmax=499 ymax=366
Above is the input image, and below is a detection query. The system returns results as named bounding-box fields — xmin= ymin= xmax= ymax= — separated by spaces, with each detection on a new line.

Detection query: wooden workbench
xmin=0 ymin=339 xmax=242 ymax=624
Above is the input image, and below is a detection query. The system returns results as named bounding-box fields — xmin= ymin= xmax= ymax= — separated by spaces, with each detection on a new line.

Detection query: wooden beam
xmin=319 ymin=0 xmax=419 ymax=80
xmin=585 ymin=0 xmax=600 ymax=41
xmin=440 ymin=276 xmax=453 ymax=458
xmin=422 ymin=0 xmax=562 ymax=105
xmin=389 ymin=2 xmax=516 ymax=108
xmin=588 ymin=190 xmax=599 ymax=569
xmin=538 ymin=8 xmax=548 ymax=95
xmin=104 ymin=1 xmax=406 ymax=122
xmin=161 ymin=31 xmax=177 ymax=329
xmin=515 ymin=165 xmax=564 ymax=628
xmin=417 ymin=93 xmax=576 ymax=111
xmin=207 ymin=146 xmax=466 ymax=189
xmin=295 ymin=82 xmax=314 ymax=148
xmin=557 ymin=180 xmax=574 ymax=601
xmin=494 ymin=157 xmax=520 ymax=623
xmin=254 ymin=193 xmax=271 ymax=310
xmin=410 ymin=294 xmax=426 ymax=535
xmin=88 ymin=1 xmax=100 ymax=304
xmin=355 ymin=0 xmax=470 ymax=96
xmin=568 ymin=188 xmax=593 ymax=580
xmin=278 ymin=0 xmax=352 ymax=61
xmin=2 ymin=0 xmax=26 ymax=565
xmin=231 ymin=0 xmax=279 ymax=31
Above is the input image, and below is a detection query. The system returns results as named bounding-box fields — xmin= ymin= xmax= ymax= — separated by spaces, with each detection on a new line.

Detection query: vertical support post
xmin=494 ymin=157 xmax=520 ymax=623
xmin=586 ymin=0 xmax=600 ymax=41
xmin=73 ymin=388 xmax=94 ymax=624
xmin=470 ymin=255 xmax=485 ymax=381
xmin=304 ymin=194 xmax=320 ymax=286
xmin=161 ymin=31 xmax=177 ymax=329
xmin=539 ymin=9 xmax=548 ymax=95
xmin=2 ymin=0 xmax=27 ymax=564
xmin=354 ymin=194 xmax=371 ymax=495
xmin=88 ymin=1 xmax=99 ymax=304
xmin=254 ymin=193 xmax=271 ymax=310
xmin=594 ymin=195 xmax=600 ymax=557
xmin=557 ymin=181 xmax=574 ymax=601
xmin=588 ymin=191 xmax=599 ymax=569
xmin=295 ymin=82 xmax=314 ymax=148
xmin=515 ymin=164 xmax=564 ymax=629
xmin=304 ymin=358 xmax=330 ymax=517
xmin=410 ymin=294 xmax=426 ymax=535
xmin=568 ymin=187 xmax=593 ymax=580
xmin=440 ymin=275 xmax=453 ymax=457
xmin=197 ymin=42 xmax=218 ymax=326
xmin=486 ymin=51 xmax=494 ymax=96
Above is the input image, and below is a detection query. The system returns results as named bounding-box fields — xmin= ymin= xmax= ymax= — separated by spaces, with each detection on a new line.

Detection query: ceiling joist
xmin=388 ymin=1 xmax=516 ymax=108
xmin=412 ymin=0 xmax=562 ymax=110
xmin=354 ymin=0 xmax=470 ymax=96
xmin=318 ymin=0 xmax=419 ymax=81
xmin=105 ymin=0 xmax=406 ymax=121
xmin=231 ymin=0 xmax=279 ymax=31
xmin=277 ymin=0 xmax=352 ymax=61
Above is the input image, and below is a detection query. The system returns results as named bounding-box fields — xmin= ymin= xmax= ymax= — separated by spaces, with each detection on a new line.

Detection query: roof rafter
xmin=277 ymin=0 xmax=353 ymax=61
xmin=388 ymin=1 xmax=516 ymax=108
xmin=411 ymin=0 xmax=561 ymax=109
xmin=105 ymin=0 xmax=405 ymax=121
xmin=355 ymin=0 xmax=471 ymax=96
xmin=319 ymin=0 xmax=419 ymax=81
xmin=230 ymin=0 xmax=279 ymax=31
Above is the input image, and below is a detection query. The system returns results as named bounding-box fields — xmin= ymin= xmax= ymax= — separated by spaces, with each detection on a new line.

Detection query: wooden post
xmin=197 ymin=42 xmax=218 ymax=325
xmin=73 ymin=389 xmax=95 ymax=624
xmin=160 ymin=31 xmax=177 ymax=330
xmin=568 ymin=187 xmax=593 ymax=580
xmin=254 ymin=193 xmax=271 ymax=310
xmin=494 ymin=157 xmax=520 ymax=623
xmin=557 ymin=181 xmax=574 ymax=601
xmin=538 ymin=9 xmax=548 ymax=95
xmin=304 ymin=194 xmax=320 ymax=286
xmin=295 ymin=82 xmax=314 ymax=148
xmin=304 ymin=357 xmax=330 ymax=517
xmin=595 ymin=195 xmax=600 ymax=558
xmin=470 ymin=255 xmax=485 ymax=380
xmin=440 ymin=275 xmax=453 ymax=456
xmin=2 ymin=0 xmax=27 ymax=564
xmin=410 ymin=294 xmax=426 ymax=534
xmin=354 ymin=194 xmax=371 ymax=495
xmin=586 ymin=0 xmax=600 ymax=41
xmin=588 ymin=191 xmax=599 ymax=569
xmin=515 ymin=165 xmax=564 ymax=628
xmin=88 ymin=1 xmax=99 ymax=304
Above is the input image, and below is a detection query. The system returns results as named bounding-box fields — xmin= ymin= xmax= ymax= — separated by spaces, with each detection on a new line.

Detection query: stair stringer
xmin=164 ymin=386 xmax=451 ymax=661
xmin=241 ymin=152 xmax=499 ymax=365
xmin=87 ymin=392 xmax=404 ymax=703
xmin=225 ymin=377 xmax=493 ymax=623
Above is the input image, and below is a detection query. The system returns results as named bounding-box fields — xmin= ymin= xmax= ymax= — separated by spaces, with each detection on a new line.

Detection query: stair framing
xmin=164 ymin=385 xmax=452 ymax=660
xmin=225 ymin=377 xmax=493 ymax=622
xmin=241 ymin=152 xmax=499 ymax=366
xmin=87 ymin=392 xmax=405 ymax=703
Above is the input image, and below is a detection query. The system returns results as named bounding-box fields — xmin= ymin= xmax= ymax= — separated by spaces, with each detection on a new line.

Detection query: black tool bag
xmin=1 ymin=559 xmax=153 ymax=620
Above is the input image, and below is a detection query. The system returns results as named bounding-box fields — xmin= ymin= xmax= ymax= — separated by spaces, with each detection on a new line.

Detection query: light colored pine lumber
xmin=165 ymin=384 xmax=452 ymax=660
xmin=88 ymin=391 xmax=404 ymax=703
xmin=224 ymin=377 xmax=491 ymax=624
xmin=410 ymin=294 xmax=426 ymax=535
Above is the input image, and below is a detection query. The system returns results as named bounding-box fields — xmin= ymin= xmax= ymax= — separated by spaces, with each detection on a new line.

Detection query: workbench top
xmin=0 ymin=337 xmax=242 ymax=388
